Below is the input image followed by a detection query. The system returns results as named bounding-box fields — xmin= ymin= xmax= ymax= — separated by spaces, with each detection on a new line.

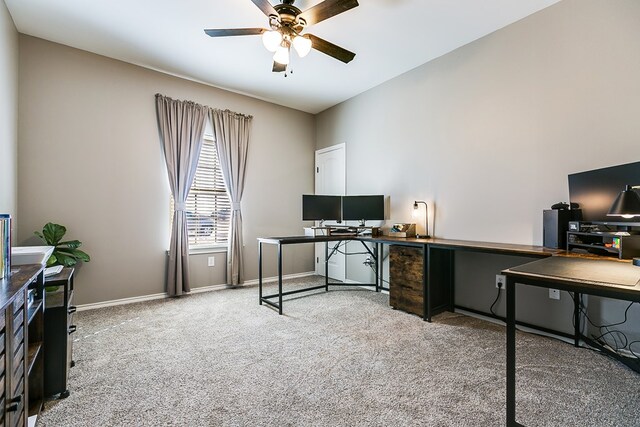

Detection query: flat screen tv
xmin=568 ymin=161 xmax=640 ymax=225
xmin=302 ymin=195 xmax=342 ymax=222
xmin=342 ymin=195 xmax=385 ymax=222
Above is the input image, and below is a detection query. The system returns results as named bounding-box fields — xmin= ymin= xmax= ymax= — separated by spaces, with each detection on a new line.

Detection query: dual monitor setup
xmin=302 ymin=194 xmax=384 ymax=227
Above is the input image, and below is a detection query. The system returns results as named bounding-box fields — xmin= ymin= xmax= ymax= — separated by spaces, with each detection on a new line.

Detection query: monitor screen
xmin=302 ymin=195 xmax=342 ymax=221
xmin=568 ymin=161 xmax=640 ymax=224
xmin=342 ymin=195 xmax=385 ymax=221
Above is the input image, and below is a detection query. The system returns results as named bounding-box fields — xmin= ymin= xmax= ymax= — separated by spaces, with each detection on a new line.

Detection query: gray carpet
xmin=37 ymin=277 xmax=639 ymax=427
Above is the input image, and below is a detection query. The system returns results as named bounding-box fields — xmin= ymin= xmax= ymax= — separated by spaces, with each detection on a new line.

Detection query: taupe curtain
xmin=155 ymin=94 xmax=207 ymax=296
xmin=209 ymin=108 xmax=252 ymax=286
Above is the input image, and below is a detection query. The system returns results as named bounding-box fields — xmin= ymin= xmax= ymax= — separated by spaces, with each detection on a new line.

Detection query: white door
xmin=315 ymin=143 xmax=346 ymax=281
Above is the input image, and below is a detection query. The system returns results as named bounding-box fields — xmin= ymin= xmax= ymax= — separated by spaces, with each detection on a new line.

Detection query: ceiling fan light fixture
xmin=262 ymin=30 xmax=282 ymax=52
xmin=292 ymin=35 xmax=312 ymax=58
xmin=273 ymin=45 xmax=290 ymax=65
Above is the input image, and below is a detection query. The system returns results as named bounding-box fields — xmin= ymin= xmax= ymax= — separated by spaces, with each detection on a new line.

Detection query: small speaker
xmin=543 ymin=209 xmax=582 ymax=249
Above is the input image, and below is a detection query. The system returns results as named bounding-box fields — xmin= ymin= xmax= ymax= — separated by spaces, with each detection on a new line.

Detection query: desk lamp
xmin=413 ymin=201 xmax=430 ymax=238
xmin=607 ymin=185 xmax=640 ymax=266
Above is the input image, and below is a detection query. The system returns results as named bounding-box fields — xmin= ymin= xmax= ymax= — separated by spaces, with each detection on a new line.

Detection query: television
xmin=568 ymin=161 xmax=640 ymax=225
xmin=302 ymin=195 xmax=342 ymax=222
xmin=342 ymin=195 xmax=385 ymax=223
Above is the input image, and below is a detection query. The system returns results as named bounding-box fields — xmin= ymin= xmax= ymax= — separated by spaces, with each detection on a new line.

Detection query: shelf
xmin=27 ymin=300 xmax=43 ymax=324
xmin=26 ymin=342 xmax=42 ymax=376
xmin=568 ymin=243 xmax=619 ymax=254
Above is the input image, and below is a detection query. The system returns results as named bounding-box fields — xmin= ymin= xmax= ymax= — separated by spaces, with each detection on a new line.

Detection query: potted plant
xmin=34 ymin=222 xmax=90 ymax=267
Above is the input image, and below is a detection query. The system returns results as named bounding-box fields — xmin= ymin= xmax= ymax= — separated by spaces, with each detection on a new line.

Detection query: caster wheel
xmin=59 ymin=390 xmax=70 ymax=399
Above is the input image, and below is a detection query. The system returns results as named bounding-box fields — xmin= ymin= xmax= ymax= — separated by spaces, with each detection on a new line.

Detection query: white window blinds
xmin=172 ymin=135 xmax=230 ymax=248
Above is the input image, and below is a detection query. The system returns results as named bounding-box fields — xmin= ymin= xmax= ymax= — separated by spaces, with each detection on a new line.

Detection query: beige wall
xmin=316 ymin=0 xmax=640 ymax=337
xmin=17 ymin=35 xmax=315 ymax=305
xmin=0 ymin=0 xmax=18 ymax=230
xmin=317 ymin=0 xmax=640 ymax=245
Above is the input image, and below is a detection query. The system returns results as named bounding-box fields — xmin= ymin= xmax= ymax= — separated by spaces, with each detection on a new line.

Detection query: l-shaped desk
xmin=257 ymin=234 xmax=640 ymax=427
xmin=257 ymin=234 xmax=560 ymax=320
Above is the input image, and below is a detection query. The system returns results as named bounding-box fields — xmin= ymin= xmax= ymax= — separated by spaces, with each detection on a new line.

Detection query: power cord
xmin=489 ymin=282 xmax=503 ymax=316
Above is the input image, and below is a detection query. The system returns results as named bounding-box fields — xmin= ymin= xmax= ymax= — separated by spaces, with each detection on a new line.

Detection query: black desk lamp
xmin=607 ymin=185 xmax=640 ymax=219
xmin=413 ymin=201 xmax=430 ymax=238
xmin=607 ymin=185 xmax=640 ymax=266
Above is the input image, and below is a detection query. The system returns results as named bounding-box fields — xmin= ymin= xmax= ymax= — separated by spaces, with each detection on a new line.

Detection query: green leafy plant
xmin=34 ymin=222 xmax=90 ymax=267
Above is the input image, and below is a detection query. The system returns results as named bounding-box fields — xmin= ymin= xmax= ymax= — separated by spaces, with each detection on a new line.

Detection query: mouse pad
xmin=509 ymin=256 xmax=640 ymax=287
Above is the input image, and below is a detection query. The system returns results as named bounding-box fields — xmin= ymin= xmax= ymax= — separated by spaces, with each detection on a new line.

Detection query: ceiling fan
xmin=204 ymin=0 xmax=358 ymax=73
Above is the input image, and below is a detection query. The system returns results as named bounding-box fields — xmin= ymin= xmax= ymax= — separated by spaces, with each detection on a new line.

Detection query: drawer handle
xmin=68 ymin=325 xmax=77 ymax=334
xmin=68 ymin=306 xmax=77 ymax=314
xmin=7 ymin=395 xmax=22 ymax=412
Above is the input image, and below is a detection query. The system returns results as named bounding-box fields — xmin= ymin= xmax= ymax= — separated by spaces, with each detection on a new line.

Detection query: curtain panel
xmin=209 ymin=108 xmax=252 ymax=286
xmin=155 ymin=94 xmax=207 ymax=296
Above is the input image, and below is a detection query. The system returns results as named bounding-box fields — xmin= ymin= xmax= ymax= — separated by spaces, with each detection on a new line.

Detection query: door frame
xmin=314 ymin=143 xmax=346 ymax=279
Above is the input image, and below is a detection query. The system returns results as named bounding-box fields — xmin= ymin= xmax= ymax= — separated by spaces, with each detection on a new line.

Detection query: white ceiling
xmin=5 ymin=0 xmax=560 ymax=114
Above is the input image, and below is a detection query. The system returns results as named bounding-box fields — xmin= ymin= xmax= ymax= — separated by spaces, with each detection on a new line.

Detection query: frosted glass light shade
xmin=292 ymin=36 xmax=312 ymax=57
xmin=273 ymin=46 xmax=290 ymax=65
xmin=262 ymin=31 xmax=282 ymax=52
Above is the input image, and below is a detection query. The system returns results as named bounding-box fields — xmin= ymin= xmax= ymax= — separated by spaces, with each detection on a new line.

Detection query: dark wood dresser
xmin=1 ymin=264 xmax=45 ymax=427
xmin=44 ymin=268 xmax=75 ymax=399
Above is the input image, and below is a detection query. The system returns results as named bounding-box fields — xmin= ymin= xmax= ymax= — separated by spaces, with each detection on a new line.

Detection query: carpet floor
xmin=36 ymin=277 xmax=639 ymax=426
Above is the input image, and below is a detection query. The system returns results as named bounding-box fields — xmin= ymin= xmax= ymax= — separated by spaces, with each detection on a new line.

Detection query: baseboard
xmin=76 ymin=271 xmax=316 ymax=312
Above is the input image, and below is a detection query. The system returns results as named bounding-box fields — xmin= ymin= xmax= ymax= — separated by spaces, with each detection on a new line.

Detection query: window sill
xmin=189 ymin=246 xmax=228 ymax=255
xmin=165 ymin=246 xmax=228 ymax=256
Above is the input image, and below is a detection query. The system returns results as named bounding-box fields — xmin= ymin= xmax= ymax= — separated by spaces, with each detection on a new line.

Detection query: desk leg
xmin=573 ymin=292 xmax=581 ymax=347
xmin=380 ymin=243 xmax=384 ymax=291
xmin=375 ymin=243 xmax=380 ymax=292
xmin=278 ymin=244 xmax=283 ymax=315
xmin=424 ymin=245 xmax=431 ymax=322
xmin=506 ymin=276 xmax=517 ymax=426
xmin=325 ymin=242 xmax=329 ymax=291
xmin=258 ymin=241 xmax=263 ymax=305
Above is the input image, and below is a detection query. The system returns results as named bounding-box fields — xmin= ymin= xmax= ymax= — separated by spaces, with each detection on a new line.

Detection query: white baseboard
xmin=76 ymin=271 xmax=317 ymax=312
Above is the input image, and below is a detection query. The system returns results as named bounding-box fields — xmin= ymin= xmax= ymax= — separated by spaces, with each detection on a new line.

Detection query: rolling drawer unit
xmin=44 ymin=268 xmax=75 ymax=398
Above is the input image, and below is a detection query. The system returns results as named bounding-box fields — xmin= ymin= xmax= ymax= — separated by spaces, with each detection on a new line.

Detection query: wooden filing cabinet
xmin=44 ymin=268 xmax=75 ymax=398
xmin=389 ymin=245 xmax=424 ymax=317
xmin=1 ymin=264 xmax=45 ymax=427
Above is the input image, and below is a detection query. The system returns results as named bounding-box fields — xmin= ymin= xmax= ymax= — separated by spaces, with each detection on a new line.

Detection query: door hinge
xmin=316 ymin=167 xmax=319 ymax=173
xmin=316 ymin=257 xmax=319 ymax=263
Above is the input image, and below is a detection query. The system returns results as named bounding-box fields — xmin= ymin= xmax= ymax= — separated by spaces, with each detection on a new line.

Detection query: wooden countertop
xmin=0 ymin=264 xmax=43 ymax=310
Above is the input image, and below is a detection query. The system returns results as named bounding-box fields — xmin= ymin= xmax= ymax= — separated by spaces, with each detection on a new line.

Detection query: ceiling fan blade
xmin=306 ymin=34 xmax=355 ymax=64
xmin=251 ymin=0 xmax=278 ymax=17
xmin=272 ymin=61 xmax=286 ymax=73
xmin=298 ymin=0 xmax=359 ymax=26
xmin=204 ymin=28 xmax=266 ymax=37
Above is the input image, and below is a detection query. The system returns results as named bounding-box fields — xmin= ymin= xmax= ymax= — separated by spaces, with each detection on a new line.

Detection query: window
xmin=171 ymin=134 xmax=231 ymax=248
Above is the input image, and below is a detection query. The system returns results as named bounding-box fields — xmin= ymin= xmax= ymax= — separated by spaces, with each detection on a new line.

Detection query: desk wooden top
xmin=503 ymin=256 xmax=640 ymax=301
xmin=259 ymin=234 xmax=563 ymax=258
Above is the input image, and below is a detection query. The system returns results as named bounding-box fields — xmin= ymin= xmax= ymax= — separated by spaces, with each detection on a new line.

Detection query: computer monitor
xmin=568 ymin=161 xmax=640 ymax=225
xmin=302 ymin=195 xmax=342 ymax=222
xmin=342 ymin=195 xmax=384 ymax=223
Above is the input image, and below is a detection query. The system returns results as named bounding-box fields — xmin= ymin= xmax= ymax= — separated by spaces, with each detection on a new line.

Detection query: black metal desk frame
xmin=503 ymin=259 xmax=640 ymax=427
xmin=258 ymin=235 xmax=381 ymax=315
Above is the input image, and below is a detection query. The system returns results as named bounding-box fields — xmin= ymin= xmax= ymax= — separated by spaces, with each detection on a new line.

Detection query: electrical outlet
xmin=207 ymin=256 xmax=215 ymax=267
xmin=549 ymin=289 xmax=560 ymax=300
xmin=495 ymin=274 xmax=506 ymax=289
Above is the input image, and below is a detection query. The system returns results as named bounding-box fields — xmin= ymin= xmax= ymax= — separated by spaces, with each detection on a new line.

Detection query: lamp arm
xmin=413 ymin=201 xmax=430 ymax=238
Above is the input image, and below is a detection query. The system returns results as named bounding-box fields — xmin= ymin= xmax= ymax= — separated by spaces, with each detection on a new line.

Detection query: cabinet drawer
xmin=12 ymin=293 xmax=24 ymax=314
xmin=11 ymin=311 xmax=23 ymax=335
xmin=11 ymin=366 xmax=23 ymax=396
xmin=12 ymin=329 xmax=23 ymax=353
